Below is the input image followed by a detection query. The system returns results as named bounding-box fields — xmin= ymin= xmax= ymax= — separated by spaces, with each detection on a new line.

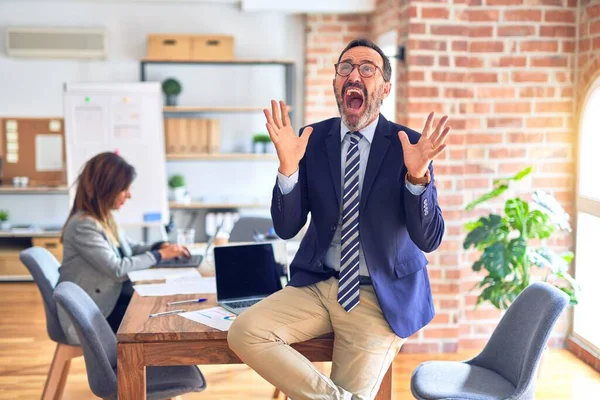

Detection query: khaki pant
xmin=227 ymin=277 xmax=405 ymax=400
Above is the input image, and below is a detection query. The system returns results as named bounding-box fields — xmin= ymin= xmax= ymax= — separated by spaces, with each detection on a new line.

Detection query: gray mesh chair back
xmin=469 ymin=282 xmax=569 ymax=398
xmin=20 ymin=247 xmax=69 ymax=344
xmin=229 ymin=216 xmax=274 ymax=242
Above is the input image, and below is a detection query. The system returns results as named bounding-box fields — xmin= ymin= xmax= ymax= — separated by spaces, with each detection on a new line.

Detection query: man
xmin=228 ymin=38 xmax=449 ymax=400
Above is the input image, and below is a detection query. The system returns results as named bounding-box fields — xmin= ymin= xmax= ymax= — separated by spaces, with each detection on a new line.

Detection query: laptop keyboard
xmin=227 ymin=299 xmax=262 ymax=309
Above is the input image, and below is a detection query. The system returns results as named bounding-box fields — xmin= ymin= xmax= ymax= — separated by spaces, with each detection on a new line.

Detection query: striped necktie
xmin=338 ymin=131 xmax=362 ymax=312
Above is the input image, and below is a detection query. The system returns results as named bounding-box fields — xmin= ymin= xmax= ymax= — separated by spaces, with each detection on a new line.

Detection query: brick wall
xmin=303 ymin=0 xmax=595 ymax=352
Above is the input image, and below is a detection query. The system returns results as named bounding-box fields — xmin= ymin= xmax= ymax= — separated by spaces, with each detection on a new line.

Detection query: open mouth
xmin=344 ymin=87 xmax=365 ymax=113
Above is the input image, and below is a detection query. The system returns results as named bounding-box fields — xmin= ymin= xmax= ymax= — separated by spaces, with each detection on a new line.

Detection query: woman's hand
xmin=158 ymin=244 xmax=191 ymax=260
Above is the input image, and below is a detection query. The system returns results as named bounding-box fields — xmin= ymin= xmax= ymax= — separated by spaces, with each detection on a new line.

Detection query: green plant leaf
xmin=505 ymin=198 xmax=528 ymax=233
xmin=526 ymin=209 xmax=554 ymax=239
xmin=493 ymin=166 xmax=532 ymax=186
xmin=528 ymin=247 xmax=570 ymax=274
xmin=561 ymin=251 xmax=574 ymax=263
xmin=463 ymin=214 xmax=507 ymax=250
xmin=465 ymin=184 xmax=508 ymax=211
xmin=476 ymin=277 xmax=521 ymax=310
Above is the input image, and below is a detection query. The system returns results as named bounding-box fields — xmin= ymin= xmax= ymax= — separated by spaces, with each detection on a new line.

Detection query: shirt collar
xmin=340 ymin=115 xmax=379 ymax=144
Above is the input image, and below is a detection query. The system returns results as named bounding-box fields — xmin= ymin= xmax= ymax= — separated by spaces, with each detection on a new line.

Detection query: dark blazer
xmin=270 ymin=114 xmax=445 ymax=338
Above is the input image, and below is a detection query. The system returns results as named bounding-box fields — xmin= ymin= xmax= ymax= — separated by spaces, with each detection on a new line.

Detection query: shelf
xmin=163 ymin=106 xmax=292 ymax=113
xmin=141 ymin=58 xmax=295 ymax=65
xmin=0 ymin=185 xmax=69 ymax=194
xmin=0 ymin=230 xmax=62 ymax=238
xmin=170 ymin=201 xmax=268 ymax=210
xmin=166 ymin=153 xmax=277 ymax=161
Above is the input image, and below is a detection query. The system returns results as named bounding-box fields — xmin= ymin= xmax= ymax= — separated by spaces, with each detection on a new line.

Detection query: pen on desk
xmin=167 ymin=298 xmax=208 ymax=306
xmin=149 ymin=309 xmax=185 ymax=318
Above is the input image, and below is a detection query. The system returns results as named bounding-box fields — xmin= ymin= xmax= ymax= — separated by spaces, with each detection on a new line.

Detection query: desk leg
xmin=117 ymin=343 xmax=146 ymax=400
xmin=374 ymin=366 xmax=392 ymax=400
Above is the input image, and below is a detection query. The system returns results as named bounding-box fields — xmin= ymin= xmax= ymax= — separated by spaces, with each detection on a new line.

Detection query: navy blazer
xmin=270 ymin=113 xmax=445 ymax=338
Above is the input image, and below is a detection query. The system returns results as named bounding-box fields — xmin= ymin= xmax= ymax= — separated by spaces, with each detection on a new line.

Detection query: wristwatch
xmin=406 ymin=169 xmax=431 ymax=185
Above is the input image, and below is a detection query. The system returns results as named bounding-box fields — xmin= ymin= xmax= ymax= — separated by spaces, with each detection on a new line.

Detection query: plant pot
xmin=171 ymin=187 xmax=186 ymax=203
xmin=0 ymin=221 xmax=10 ymax=230
xmin=253 ymin=142 xmax=266 ymax=154
xmin=165 ymin=94 xmax=178 ymax=106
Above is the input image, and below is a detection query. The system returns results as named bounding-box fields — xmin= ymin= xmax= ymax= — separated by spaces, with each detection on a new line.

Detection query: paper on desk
xmin=128 ymin=268 xmax=201 ymax=283
xmin=179 ymin=306 xmax=237 ymax=331
xmin=133 ymin=277 xmax=216 ymax=296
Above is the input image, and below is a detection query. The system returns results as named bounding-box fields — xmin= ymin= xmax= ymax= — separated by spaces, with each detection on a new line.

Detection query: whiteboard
xmin=63 ymin=82 xmax=168 ymax=227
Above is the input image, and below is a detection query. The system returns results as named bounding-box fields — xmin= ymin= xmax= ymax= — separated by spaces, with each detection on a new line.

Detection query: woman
xmin=58 ymin=152 xmax=189 ymax=343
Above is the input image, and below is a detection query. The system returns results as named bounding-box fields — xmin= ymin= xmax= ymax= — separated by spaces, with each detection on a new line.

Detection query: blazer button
xmin=95 ymin=289 xmax=101 ymax=293
xmin=330 ymin=224 xmax=337 ymax=231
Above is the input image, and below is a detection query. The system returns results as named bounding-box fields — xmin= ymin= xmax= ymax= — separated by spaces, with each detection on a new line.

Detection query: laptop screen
xmin=213 ymin=241 xmax=289 ymax=302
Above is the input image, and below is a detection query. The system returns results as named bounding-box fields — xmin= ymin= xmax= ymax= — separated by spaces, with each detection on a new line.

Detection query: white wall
xmin=0 ymin=1 xmax=305 ymax=231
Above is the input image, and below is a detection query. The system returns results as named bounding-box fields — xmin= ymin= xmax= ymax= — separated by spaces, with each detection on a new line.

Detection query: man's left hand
xmin=398 ymin=112 xmax=450 ymax=178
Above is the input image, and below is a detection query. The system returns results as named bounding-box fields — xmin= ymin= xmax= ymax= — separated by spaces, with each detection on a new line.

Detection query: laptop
xmin=213 ymin=240 xmax=289 ymax=315
xmin=154 ymin=222 xmax=224 ymax=268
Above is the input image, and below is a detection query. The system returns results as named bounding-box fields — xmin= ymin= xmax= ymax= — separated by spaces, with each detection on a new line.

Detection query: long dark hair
xmin=61 ymin=152 xmax=136 ymax=243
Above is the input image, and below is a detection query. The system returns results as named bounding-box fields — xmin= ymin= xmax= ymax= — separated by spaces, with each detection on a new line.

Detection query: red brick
xmin=588 ymin=4 xmax=600 ymax=19
xmin=512 ymin=71 xmax=548 ymax=82
xmin=431 ymin=25 xmax=468 ymax=36
xmin=470 ymin=72 xmax=498 ymax=83
xmin=409 ymin=23 xmax=427 ymax=34
xmin=458 ymin=9 xmax=500 ymax=22
xmin=497 ymin=25 xmax=536 ymax=37
xmin=422 ymin=7 xmax=450 ymax=19
xmin=486 ymin=0 xmax=523 ymax=4
xmin=561 ymin=87 xmax=573 ymax=98
xmin=535 ymin=101 xmax=572 ymax=113
xmin=488 ymin=118 xmax=523 ymax=128
xmin=460 ymin=103 xmax=492 ymax=114
xmin=494 ymin=102 xmax=531 ymax=113
xmin=531 ymin=56 xmax=569 ymax=68
xmin=439 ymin=56 xmax=450 ymax=67
xmin=401 ymin=343 xmax=441 ymax=353
xmin=317 ymin=25 xmax=343 ymax=33
xmin=508 ymin=132 xmax=545 ymax=143
xmin=465 ymin=309 xmax=502 ymax=320
xmin=489 ymin=148 xmax=527 ymax=158
xmin=407 ymin=102 xmax=446 ymax=113
xmin=445 ymin=88 xmax=475 ymax=98
xmin=591 ymin=21 xmax=600 ymax=35
xmin=408 ymin=39 xmax=447 ymax=51
xmin=470 ymin=41 xmax=504 ymax=52
xmin=539 ymin=162 xmax=574 ymax=174
xmin=430 ymin=313 xmax=451 ymax=325
xmin=445 ymin=269 xmax=461 ymax=279
xmin=478 ymin=87 xmax=515 ymax=98
xmin=546 ymin=132 xmax=572 ymax=143
xmin=455 ymin=56 xmax=485 ymax=68
xmin=465 ymin=133 xmax=504 ymax=144
xmin=432 ymin=72 xmax=467 ymax=82
xmin=540 ymin=26 xmax=576 ymax=37
xmin=519 ymin=87 xmax=555 ymax=98
xmin=408 ymin=55 xmax=435 ymax=66
xmin=469 ymin=26 xmax=494 ymax=37
xmin=532 ymin=176 xmax=572 ymax=188
xmin=440 ymin=299 xmax=460 ymax=309
xmin=521 ymin=41 xmax=558 ymax=52
xmin=495 ymin=56 xmax=527 ymax=67
xmin=545 ymin=9 xmax=576 ymax=23
xmin=423 ymin=327 xmax=459 ymax=339
xmin=408 ymin=86 xmax=440 ymax=97
xmin=504 ymin=10 xmax=542 ymax=22
xmin=500 ymin=162 xmax=530 ymax=173
xmin=408 ymin=70 xmax=425 ymax=81
xmin=526 ymin=117 xmax=564 ymax=128
xmin=452 ymin=40 xmax=468 ymax=51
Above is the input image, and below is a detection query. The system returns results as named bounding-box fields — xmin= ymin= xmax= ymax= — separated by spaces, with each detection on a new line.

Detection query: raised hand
xmin=398 ymin=112 xmax=450 ymax=178
xmin=264 ymin=100 xmax=313 ymax=176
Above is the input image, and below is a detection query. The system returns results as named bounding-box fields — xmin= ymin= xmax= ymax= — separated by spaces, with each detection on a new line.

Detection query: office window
xmin=377 ymin=31 xmax=397 ymax=123
xmin=573 ymin=76 xmax=600 ymax=350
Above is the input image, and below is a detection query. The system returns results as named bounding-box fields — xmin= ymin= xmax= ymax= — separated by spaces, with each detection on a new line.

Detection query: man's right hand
xmin=264 ymin=100 xmax=313 ymax=176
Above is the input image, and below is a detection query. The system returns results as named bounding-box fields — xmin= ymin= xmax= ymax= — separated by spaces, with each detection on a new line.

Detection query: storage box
xmin=147 ymin=35 xmax=192 ymax=60
xmin=191 ymin=35 xmax=234 ymax=61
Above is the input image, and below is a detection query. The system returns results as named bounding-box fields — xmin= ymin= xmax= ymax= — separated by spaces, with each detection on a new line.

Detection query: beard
xmin=335 ymin=82 xmax=385 ymax=132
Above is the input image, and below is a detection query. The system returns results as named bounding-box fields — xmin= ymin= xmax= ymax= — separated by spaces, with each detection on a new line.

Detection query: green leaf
xmin=463 ymin=214 xmax=507 ymax=250
xmin=505 ymin=198 xmax=529 ymax=233
xmin=493 ymin=166 xmax=532 ymax=186
xmin=472 ymin=238 xmax=526 ymax=281
xmin=464 ymin=220 xmax=481 ymax=233
xmin=529 ymin=247 xmax=570 ymax=274
xmin=465 ymin=185 xmax=508 ymax=211
xmin=561 ymin=251 xmax=574 ymax=264
xmin=526 ymin=209 xmax=554 ymax=239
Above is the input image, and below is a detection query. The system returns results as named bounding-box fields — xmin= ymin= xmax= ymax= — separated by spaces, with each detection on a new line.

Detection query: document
xmin=133 ymin=277 xmax=216 ymax=297
xmin=127 ymin=268 xmax=200 ymax=283
xmin=179 ymin=306 xmax=237 ymax=331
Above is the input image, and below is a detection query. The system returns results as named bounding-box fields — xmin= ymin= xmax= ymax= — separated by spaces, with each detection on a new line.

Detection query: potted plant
xmin=168 ymin=174 xmax=186 ymax=203
xmin=252 ymin=133 xmax=273 ymax=154
xmin=162 ymin=78 xmax=182 ymax=106
xmin=0 ymin=210 xmax=9 ymax=230
xmin=463 ymin=167 xmax=579 ymax=376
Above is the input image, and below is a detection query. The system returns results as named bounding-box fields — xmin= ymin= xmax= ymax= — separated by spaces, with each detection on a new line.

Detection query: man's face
xmin=333 ymin=46 xmax=391 ymax=131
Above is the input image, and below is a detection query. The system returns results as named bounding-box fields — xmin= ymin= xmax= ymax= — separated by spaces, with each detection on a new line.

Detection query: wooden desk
xmin=117 ymin=292 xmax=393 ymax=400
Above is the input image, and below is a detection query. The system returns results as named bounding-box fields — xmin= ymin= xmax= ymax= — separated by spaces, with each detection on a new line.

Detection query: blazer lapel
xmin=325 ymin=119 xmax=342 ymax=208
xmin=361 ymin=114 xmax=392 ymax=211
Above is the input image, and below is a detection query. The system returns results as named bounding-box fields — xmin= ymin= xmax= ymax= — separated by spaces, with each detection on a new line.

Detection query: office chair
xmin=410 ymin=282 xmax=569 ymax=400
xmin=228 ymin=216 xmax=275 ymax=242
xmin=20 ymin=246 xmax=83 ymax=400
xmin=53 ymin=281 xmax=207 ymax=400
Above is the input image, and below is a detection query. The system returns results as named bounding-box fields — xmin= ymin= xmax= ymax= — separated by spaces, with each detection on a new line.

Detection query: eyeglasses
xmin=334 ymin=61 xmax=382 ymax=78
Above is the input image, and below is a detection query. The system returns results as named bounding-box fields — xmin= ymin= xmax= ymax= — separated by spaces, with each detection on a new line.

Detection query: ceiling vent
xmin=6 ymin=27 xmax=108 ymax=59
